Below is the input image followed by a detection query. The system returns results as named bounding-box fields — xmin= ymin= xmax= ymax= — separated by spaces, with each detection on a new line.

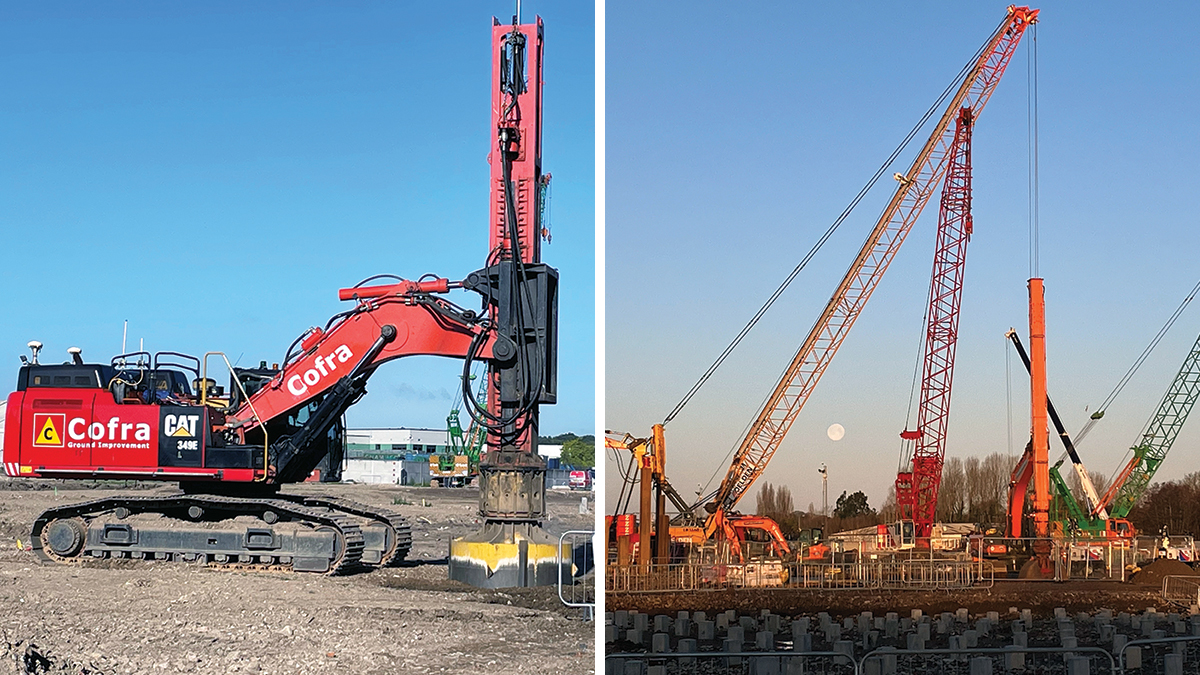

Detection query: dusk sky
xmin=0 ymin=2 xmax=595 ymax=437
xmin=606 ymin=2 xmax=1200 ymax=513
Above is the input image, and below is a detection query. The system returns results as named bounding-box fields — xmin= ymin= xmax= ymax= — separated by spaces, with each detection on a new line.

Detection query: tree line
xmin=537 ymin=433 xmax=595 ymax=468
xmin=754 ymin=451 xmax=1200 ymax=538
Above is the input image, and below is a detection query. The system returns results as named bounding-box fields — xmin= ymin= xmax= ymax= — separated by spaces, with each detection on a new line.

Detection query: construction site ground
xmin=609 ymin=581 xmax=1168 ymax=619
xmin=0 ymin=479 xmax=595 ymax=675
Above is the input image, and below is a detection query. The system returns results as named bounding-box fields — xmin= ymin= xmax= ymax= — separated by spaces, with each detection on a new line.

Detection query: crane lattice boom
xmin=895 ymin=106 xmax=974 ymax=539
xmin=1100 ymin=331 xmax=1200 ymax=517
xmin=711 ymin=7 xmax=1038 ymax=518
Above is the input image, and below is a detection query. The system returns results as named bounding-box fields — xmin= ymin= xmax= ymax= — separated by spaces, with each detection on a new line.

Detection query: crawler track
xmin=271 ymin=493 xmax=412 ymax=566
xmin=31 ymin=493 xmax=370 ymax=575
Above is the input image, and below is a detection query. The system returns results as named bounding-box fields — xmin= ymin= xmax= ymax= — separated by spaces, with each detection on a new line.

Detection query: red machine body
xmin=5 ymin=391 xmax=248 ymax=483
xmin=2 ymin=281 xmax=494 ymax=485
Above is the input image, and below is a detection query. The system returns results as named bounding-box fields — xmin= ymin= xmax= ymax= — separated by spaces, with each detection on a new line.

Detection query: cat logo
xmin=163 ymin=414 xmax=200 ymax=438
xmin=32 ymin=414 xmax=65 ymax=447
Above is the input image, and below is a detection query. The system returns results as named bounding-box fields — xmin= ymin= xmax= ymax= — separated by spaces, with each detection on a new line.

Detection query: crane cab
xmin=1106 ymin=518 xmax=1135 ymax=540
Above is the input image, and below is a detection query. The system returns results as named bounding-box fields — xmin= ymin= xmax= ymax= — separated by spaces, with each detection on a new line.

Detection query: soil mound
xmin=1130 ymin=557 xmax=1198 ymax=586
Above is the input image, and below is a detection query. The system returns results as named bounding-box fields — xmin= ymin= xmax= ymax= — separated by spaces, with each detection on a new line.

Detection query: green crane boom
xmin=1099 ymin=331 xmax=1200 ymax=518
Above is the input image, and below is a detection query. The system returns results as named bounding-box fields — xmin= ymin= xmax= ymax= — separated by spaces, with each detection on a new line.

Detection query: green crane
xmin=432 ymin=377 xmax=486 ymax=487
xmin=1095 ymin=330 xmax=1200 ymax=520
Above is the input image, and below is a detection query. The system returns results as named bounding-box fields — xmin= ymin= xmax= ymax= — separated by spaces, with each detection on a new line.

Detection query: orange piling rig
xmin=1029 ymin=279 xmax=1050 ymax=538
xmin=1028 ymin=278 xmax=1054 ymax=574
xmin=653 ymin=424 xmax=670 ymax=564
xmin=609 ymin=425 xmax=682 ymax=568
xmin=637 ymin=439 xmax=653 ymax=569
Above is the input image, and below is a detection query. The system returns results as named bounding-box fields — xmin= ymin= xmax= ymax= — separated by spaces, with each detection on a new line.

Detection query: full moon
xmin=827 ymin=423 xmax=845 ymax=441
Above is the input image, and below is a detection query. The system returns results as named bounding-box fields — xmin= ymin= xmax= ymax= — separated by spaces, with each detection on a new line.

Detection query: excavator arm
xmin=227 ymin=277 xmax=493 ymax=434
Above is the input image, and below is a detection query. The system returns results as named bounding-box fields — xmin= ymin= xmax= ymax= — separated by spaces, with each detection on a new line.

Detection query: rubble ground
xmin=607 ymin=580 xmax=1170 ymax=619
xmin=0 ymin=480 xmax=596 ymax=675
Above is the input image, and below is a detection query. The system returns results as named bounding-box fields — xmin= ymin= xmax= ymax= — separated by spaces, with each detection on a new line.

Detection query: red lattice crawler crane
xmin=895 ymin=106 xmax=974 ymax=542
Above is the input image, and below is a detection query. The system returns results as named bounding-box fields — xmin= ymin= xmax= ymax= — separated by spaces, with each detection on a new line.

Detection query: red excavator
xmin=1 ymin=13 xmax=560 ymax=586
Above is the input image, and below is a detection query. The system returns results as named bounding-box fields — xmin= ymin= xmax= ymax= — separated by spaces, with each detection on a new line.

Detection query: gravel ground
xmin=608 ymin=580 xmax=1167 ymax=618
xmin=0 ymin=480 xmax=595 ymax=675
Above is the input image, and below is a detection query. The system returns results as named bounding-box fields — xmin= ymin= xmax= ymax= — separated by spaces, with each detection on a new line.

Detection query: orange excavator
xmin=606 ymin=428 xmax=790 ymax=564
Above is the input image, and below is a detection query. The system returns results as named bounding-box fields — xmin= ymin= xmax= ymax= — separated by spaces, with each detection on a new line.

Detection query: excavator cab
xmin=107 ymin=351 xmax=197 ymax=405
xmin=18 ymin=362 xmax=112 ymax=391
xmin=231 ymin=363 xmax=277 ymax=399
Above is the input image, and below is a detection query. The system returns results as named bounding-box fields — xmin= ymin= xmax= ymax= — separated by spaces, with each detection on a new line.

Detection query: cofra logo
xmin=287 ymin=345 xmax=354 ymax=396
xmin=32 ymin=413 xmax=65 ymax=447
xmin=68 ymin=416 xmax=151 ymax=442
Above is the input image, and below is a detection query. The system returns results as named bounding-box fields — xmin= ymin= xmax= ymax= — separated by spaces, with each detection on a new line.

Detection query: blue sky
xmin=606 ymin=2 xmax=1200 ymax=510
xmin=0 ymin=2 xmax=594 ymax=437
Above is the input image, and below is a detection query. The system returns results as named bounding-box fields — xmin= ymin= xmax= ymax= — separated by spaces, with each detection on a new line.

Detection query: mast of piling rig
xmin=449 ymin=14 xmax=563 ymax=588
xmin=1029 ymin=278 xmax=1051 ymax=540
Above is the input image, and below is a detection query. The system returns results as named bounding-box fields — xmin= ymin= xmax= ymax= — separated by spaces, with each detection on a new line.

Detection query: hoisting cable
xmin=660 ymin=27 xmax=994 ymax=428
xmin=1006 ymin=337 xmax=1015 ymax=458
xmin=1074 ymin=276 xmax=1200 ymax=446
xmin=898 ymin=301 xmax=933 ymax=472
xmin=1027 ymin=23 xmax=1040 ymax=279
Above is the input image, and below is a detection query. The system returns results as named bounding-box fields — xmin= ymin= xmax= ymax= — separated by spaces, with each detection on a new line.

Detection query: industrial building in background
xmin=340 ymin=427 xmax=577 ymax=489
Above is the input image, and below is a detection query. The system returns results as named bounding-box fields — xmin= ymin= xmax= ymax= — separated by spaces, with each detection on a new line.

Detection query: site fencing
xmin=973 ymin=537 xmax=1133 ymax=582
xmin=861 ymin=646 xmax=1117 ymax=674
xmin=1115 ymin=635 xmax=1200 ymax=673
xmin=1162 ymin=575 xmax=1200 ymax=609
xmin=608 ymin=605 xmax=1200 ymax=673
xmin=605 ymin=650 xmax=856 ymax=675
xmin=606 ymin=558 xmax=990 ymax=593
xmin=557 ymin=530 xmax=595 ymax=620
xmin=606 ymin=533 xmax=1193 ymax=593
